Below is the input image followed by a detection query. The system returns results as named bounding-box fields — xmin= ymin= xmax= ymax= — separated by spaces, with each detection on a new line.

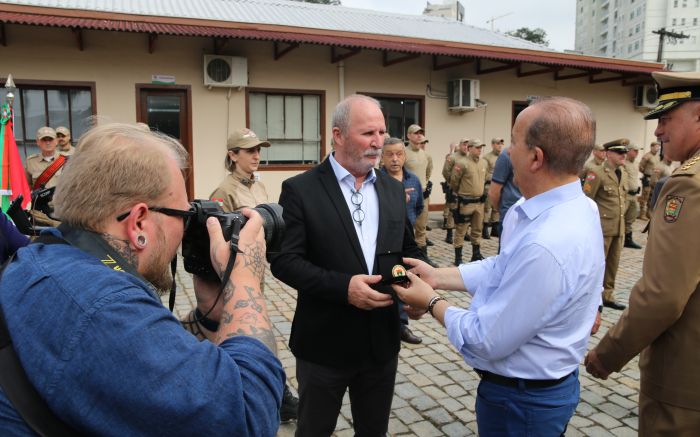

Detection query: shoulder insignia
xmin=453 ymin=165 xmax=462 ymax=173
xmin=211 ymin=197 xmax=224 ymax=208
xmin=664 ymin=195 xmax=684 ymax=223
xmin=585 ymin=172 xmax=596 ymax=181
xmin=675 ymin=154 xmax=700 ymax=174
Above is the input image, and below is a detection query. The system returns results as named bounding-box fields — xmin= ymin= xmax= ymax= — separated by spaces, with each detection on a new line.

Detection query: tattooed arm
xmin=203 ymin=209 xmax=276 ymax=352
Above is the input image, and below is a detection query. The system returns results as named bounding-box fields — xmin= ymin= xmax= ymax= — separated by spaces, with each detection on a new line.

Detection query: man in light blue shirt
xmin=393 ymin=96 xmax=605 ymax=436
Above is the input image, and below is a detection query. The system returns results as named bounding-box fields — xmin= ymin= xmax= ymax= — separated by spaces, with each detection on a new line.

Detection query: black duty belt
xmin=474 ymin=369 xmax=573 ymax=389
xmin=458 ymin=195 xmax=484 ymax=204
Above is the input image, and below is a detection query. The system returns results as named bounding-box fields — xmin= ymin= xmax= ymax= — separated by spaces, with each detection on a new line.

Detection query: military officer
xmin=207 ymin=127 xmax=299 ymax=422
xmin=623 ymin=143 xmax=643 ymax=249
xmin=56 ymin=126 xmax=74 ymax=156
xmin=441 ymin=142 xmax=458 ymax=243
xmin=639 ymin=141 xmax=661 ymax=218
xmin=482 ymin=137 xmax=503 ymax=239
xmin=580 ymin=143 xmax=606 ymax=180
xmin=25 ymin=127 xmax=66 ymax=226
xmin=583 ymin=139 xmax=629 ymax=310
xmin=449 ymin=138 xmax=487 ymax=265
xmin=404 ymin=124 xmax=435 ymax=264
xmin=586 ymin=70 xmax=700 ymax=437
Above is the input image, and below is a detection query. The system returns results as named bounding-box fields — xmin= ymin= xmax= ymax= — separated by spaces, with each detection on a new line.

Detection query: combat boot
xmin=419 ymin=246 xmax=439 ymax=268
xmin=454 ymin=247 xmax=463 ymax=266
xmin=470 ymin=244 xmax=484 ymax=262
xmin=280 ymin=384 xmax=299 ymax=422
xmin=442 ymin=218 xmax=448 ymax=230
xmin=482 ymin=223 xmax=491 ymax=240
xmin=624 ymin=232 xmax=642 ymax=249
xmin=491 ymin=223 xmax=500 ymax=238
xmin=444 ymin=228 xmax=453 ymax=244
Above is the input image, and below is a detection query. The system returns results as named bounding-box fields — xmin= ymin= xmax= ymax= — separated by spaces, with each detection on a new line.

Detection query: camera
xmin=181 ymin=200 xmax=285 ymax=281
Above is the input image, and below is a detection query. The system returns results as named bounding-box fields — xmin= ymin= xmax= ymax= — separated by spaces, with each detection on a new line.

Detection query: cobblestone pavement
xmin=170 ymin=213 xmax=648 ymax=436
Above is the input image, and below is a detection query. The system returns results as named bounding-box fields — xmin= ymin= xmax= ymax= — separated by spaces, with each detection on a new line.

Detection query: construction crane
xmin=486 ymin=12 xmax=513 ymax=31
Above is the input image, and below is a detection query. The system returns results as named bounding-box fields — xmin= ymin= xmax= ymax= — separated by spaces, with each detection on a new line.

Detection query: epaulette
xmin=26 ymin=153 xmax=39 ymax=160
xmin=672 ymin=153 xmax=700 ymax=177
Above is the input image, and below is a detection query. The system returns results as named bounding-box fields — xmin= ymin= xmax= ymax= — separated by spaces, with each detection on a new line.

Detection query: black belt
xmin=458 ymin=196 xmax=484 ymax=204
xmin=474 ymin=369 xmax=573 ymax=389
xmin=627 ymin=189 xmax=640 ymax=196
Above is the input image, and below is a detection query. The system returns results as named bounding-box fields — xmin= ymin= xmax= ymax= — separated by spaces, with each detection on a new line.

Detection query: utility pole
xmin=486 ymin=12 xmax=512 ymax=32
xmin=652 ymin=28 xmax=689 ymax=63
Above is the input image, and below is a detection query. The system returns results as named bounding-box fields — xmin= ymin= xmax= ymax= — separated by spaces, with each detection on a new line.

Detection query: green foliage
xmin=505 ymin=27 xmax=549 ymax=46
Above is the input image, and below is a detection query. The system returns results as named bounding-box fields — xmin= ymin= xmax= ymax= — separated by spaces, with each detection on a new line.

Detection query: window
xmin=634 ymin=40 xmax=640 ymax=50
xmin=0 ymin=81 xmax=94 ymax=162
xmin=673 ymin=18 xmax=677 ymax=25
xmin=683 ymin=0 xmax=687 ymax=7
xmin=368 ymin=95 xmax=422 ymax=141
xmin=674 ymin=0 xmax=679 ymax=7
xmin=636 ymin=24 xmax=641 ymax=33
xmin=682 ymin=18 xmax=686 ymax=25
xmin=629 ymin=28 xmax=634 ymax=36
xmin=248 ymin=89 xmax=323 ymax=165
xmin=694 ymin=17 xmax=698 ymax=25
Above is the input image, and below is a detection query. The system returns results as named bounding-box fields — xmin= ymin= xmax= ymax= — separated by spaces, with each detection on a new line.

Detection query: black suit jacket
xmin=271 ymin=158 xmax=422 ymax=369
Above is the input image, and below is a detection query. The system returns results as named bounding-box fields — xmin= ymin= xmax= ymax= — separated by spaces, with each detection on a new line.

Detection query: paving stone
xmin=423 ymin=407 xmax=453 ymax=425
xmin=442 ymin=421 xmax=474 ymax=437
xmin=393 ymin=406 xmax=422 ymax=424
xmin=437 ymin=396 xmax=464 ymax=413
xmin=444 ymin=384 xmax=467 ymax=398
xmin=598 ymin=401 xmax=634 ymax=419
xmin=410 ymin=395 xmax=439 ymax=411
xmin=611 ymin=426 xmax=638 ymax=437
xmin=394 ymin=382 xmax=423 ymax=399
xmin=387 ymin=417 xmax=409 ymax=434
xmin=407 ymin=420 xmax=443 ymax=437
xmin=580 ymin=425 xmax=615 ymax=437
xmin=589 ymin=412 xmax=623 ymax=428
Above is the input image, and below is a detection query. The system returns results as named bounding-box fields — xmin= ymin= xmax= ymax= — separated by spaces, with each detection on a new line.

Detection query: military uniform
xmin=210 ymin=170 xmax=268 ymax=213
xmin=639 ymin=149 xmax=661 ymax=218
xmin=583 ymin=144 xmax=628 ymax=307
xmin=482 ymin=146 xmax=501 ymax=237
xmin=450 ymin=144 xmax=487 ymax=265
xmin=442 ymin=151 xmax=457 ymax=242
xmin=623 ymin=146 xmax=642 ymax=248
xmin=581 ymin=154 xmax=605 ymax=181
xmin=404 ymin=143 xmax=432 ymax=247
xmin=25 ymin=150 xmax=65 ymax=191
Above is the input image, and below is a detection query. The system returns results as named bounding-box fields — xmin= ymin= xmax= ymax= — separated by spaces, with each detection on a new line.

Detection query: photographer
xmin=0 ymin=124 xmax=284 ymax=436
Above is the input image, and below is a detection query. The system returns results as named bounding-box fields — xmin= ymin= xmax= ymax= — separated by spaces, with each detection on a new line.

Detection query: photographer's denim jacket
xmin=0 ymin=228 xmax=284 ymax=436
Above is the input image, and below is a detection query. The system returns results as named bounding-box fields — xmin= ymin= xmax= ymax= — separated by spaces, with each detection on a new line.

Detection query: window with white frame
xmin=248 ymin=90 xmax=322 ymax=165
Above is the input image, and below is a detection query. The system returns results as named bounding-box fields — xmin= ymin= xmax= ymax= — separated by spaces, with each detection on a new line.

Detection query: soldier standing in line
xmin=25 ymin=126 xmax=67 ymax=226
xmin=482 ymin=137 xmax=503 ymax=239
xmin=623 ymin=143 xmax=643 ymax=249
xmin=450 ymin=138 xmax=487 ymax=266
xmin=583 ymin=139 xmax=629 ymax=311
xmin=639 ymin=141 xmax=661 ymax=219
xmin=404 ymin=124 xmax=436 ymax=266
xmin=441 ymin=142 xmax=458 ymax=243
xmin=55 ymin=126 xmax=75 ymax=156
xmin=580 ymin=143 xmax=606 ymax=180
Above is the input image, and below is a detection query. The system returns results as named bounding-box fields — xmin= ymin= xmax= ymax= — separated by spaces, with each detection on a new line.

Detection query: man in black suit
xmin=271 ymin=94 xmax=422 ymax=436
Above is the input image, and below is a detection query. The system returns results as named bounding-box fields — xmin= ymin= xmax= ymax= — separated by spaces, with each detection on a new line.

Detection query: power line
xmin=652 ymin=28 xmax=690 ymax=62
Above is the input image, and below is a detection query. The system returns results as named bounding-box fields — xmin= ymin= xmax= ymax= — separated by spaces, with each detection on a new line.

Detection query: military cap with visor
xmin=56 ymin=126 xmax=71 ymax=136
xmin=603 ymin=138 xmax=630 ymax=153
xmin=226 ymin=128 xmax=270 ymax=150
xmin=645 ymin=71 xmax=700 ymax=120
xmin=407 ymin=124 xmax=425 ymax=135
xmin=36 ymin=127 xmax=56 ymax=140
xmin=467 ymin=138 xmax=484 ymax=148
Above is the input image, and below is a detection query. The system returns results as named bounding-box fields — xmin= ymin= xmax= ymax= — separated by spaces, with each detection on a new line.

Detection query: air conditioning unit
xmin=203 ymin=55 xmax=248 ymax=87
xmin=634 ymin=84 xmax=658 ymax=109
xmin=447 ymin=78 xmax=480 ymax=112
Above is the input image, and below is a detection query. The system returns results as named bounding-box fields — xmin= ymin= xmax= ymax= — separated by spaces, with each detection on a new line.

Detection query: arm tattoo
xmin=217 ymin=281 xmax=277 ymax=354
xmin=240 ymin=241 xmax=266 ymax=282
xmin=101 ymin=233 xmax=138 ymax=268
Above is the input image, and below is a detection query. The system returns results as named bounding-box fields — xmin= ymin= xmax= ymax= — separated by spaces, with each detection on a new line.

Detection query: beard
xmin=142 ymin=227 xmax=175 ymax=296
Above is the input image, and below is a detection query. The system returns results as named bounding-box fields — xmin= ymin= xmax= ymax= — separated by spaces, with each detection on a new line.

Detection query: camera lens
xmin=253 ymin=203 xmax=285 ymax=253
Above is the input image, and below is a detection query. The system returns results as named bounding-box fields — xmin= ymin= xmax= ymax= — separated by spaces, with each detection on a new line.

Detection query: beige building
xmin=0 ymin=0 xmax=662 ymax=208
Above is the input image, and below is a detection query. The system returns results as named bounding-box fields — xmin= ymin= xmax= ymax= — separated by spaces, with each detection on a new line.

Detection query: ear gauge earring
xmin=136 ymin=234 xmax=147 ymax=248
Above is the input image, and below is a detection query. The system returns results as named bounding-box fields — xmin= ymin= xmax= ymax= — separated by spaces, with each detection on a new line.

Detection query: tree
xmin=505 ymin=27 xmax=549 ymax=46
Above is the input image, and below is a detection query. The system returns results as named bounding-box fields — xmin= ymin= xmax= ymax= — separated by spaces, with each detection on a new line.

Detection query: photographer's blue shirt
xmin=0 ymin=228 xmax=284 ymax=436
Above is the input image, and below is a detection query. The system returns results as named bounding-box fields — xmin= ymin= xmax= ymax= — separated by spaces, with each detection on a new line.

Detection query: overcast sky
xmin=340 ymin=0 xmax=577 ymax=51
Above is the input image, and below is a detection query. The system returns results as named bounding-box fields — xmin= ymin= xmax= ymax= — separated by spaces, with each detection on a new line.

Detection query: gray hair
xmin=525 ymin=97 xmax=596 ymax=176
xmin=332 ymin=94 xmax=382 ymax=135
xmin=382 ymin=137 xmax=404 ymax=148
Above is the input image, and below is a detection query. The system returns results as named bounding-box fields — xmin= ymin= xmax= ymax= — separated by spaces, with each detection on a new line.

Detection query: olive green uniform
xmin=449 ymin=152 xmax=487 ymax=248
xmin=639 ymin=151 xmax=660 ymax=218
xmin=404 ymin=144 xmax=432 ymax=247
xmin=583 ymin=161 xmax=628 ymax=303
xmin=594 ymin=151 xmax=700 ymax=435
xmin=482 ymin=149 xmax=501 ymax=226
xmin=209 ymin=169 xmax=269 ymax=213
xmin=580 ymin=156 xmax=605 ymax=181
xmin=442 ymin=153 xmax=456 ymax=231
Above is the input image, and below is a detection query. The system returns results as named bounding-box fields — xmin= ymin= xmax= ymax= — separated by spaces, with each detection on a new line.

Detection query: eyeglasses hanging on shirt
xmin=350 ymin=189 xmax=365 ymax=226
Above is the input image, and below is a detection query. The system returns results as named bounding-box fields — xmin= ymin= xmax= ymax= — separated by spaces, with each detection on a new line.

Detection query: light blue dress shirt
xmin=328 ymin=153 xmax=379 ymax=274
xmin=444 ymin=180 xmax=605 ymax=379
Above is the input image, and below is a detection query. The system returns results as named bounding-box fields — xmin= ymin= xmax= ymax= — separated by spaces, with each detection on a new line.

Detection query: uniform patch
xmin=392 ymin=264 xmax=407 ymax=279
xmin=585 ymin=172 xmax=596 ymax=181
xmin=212 ymin=197 xmax=224 ymax=208
xmin=664 ymin=195 xmax=684 ymax=223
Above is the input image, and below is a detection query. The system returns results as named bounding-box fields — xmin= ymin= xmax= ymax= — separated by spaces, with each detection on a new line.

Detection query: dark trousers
xmin=295 ymin=355 xmax=398 ymax=437
xmin=476 ymin=369 xmax=579 ymax=436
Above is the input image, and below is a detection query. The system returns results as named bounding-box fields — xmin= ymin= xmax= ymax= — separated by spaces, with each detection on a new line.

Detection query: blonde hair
xmin=53 ymin=123 xmax=188 ymax=231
